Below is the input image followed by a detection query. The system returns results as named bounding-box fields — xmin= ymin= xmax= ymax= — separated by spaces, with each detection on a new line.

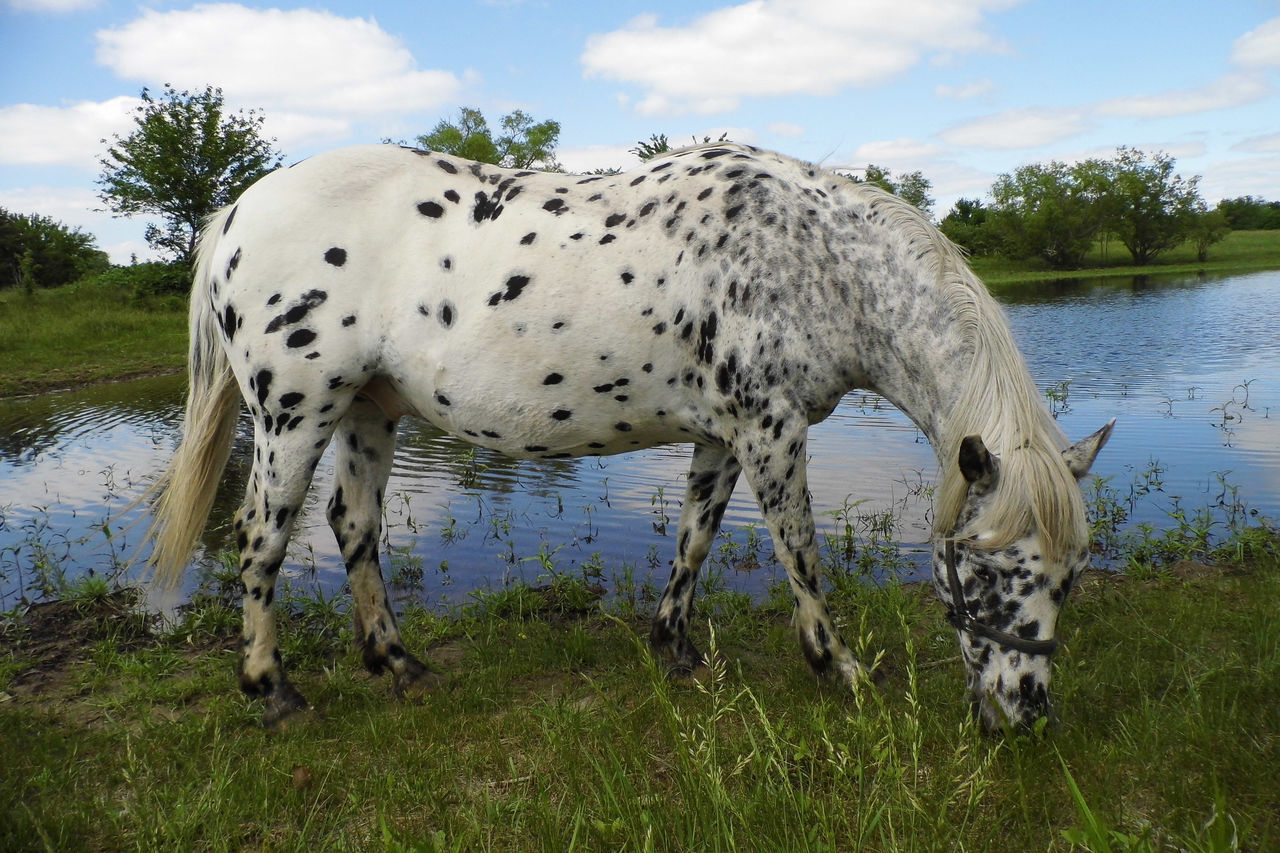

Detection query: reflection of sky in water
xmin=2 ymin=270 xmax=1279 ymax=609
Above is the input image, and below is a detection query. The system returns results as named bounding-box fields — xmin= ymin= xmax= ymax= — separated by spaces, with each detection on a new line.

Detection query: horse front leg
xmin=735 ymin=423 xmax=865 ymax=687
xmin=650 ymin=443 xmax=742 ymax=674
xmin=328 ymin=400 xmax=435 ymax=697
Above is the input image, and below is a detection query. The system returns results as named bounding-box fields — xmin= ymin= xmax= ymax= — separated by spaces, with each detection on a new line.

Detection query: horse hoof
xmin=665 ymin=655 xmax=714 ymax=683
xmin=261 ymin=684 xmax=313 ymax=731
xmin=834 ymin=658 xmax=880 ymax=690
xmin=393 ymin=657 xmax=444 ymax=700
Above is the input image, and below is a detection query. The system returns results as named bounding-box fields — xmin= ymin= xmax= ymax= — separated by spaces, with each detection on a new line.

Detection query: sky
xmin=2 ymin=0 xmax=1279 ymax=264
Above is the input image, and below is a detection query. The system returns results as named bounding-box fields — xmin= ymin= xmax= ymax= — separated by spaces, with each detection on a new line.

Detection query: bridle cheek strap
xmin=944 ymin=539 xmax=1060 ymax=657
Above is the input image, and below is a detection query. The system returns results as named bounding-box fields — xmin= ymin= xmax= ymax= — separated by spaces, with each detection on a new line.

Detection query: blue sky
xmin=3 ymin=0 xmax=1279 ymax=263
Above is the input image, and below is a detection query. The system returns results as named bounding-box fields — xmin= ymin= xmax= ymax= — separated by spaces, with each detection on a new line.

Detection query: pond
xmin=2 ymin=269 xmax=1278 ymax=611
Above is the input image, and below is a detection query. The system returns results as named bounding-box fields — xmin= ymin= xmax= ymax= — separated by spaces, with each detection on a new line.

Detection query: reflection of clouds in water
xmin=1054 ymin=367 xmax=1280 ymax=526
xmin=806 ymin=398 xmax=938 ymax=545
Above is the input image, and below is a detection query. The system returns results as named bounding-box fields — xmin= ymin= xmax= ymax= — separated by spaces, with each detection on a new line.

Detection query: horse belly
xmin=383 ymin=303 xmax=696 ymax=459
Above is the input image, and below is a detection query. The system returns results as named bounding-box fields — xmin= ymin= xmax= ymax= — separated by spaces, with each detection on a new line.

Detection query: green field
xmin=2 ymin=522 xmax=1277 ymax=850
xmin=0 ymin=275 xmax=188 ymax=398
xmin=969 ymin=228 xmax=1280 ymax=284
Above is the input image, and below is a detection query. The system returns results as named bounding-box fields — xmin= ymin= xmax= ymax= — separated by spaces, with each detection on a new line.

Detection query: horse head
xmin=932 ymin=420 xmax=1113 ymax=732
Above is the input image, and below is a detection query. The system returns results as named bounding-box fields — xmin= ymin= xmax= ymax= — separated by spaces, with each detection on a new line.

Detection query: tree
xmin=1187 ymin=208 xmax=1230 ymax=261
xmin=988 ymin=160 xmax=1107 ymax=269
xmin=0 ymin=208 xmax=110 ymax=291
xmin=940 ymin=198 xmax=1001 ymax=256
xmin=631 ymin=133 xmax=671 ymax=162
xmin=418 ymin=107 xmax=562 ymax=171
xmin=1216 ymin=196 xmax=1280 ymax=230
xmin=1103 ymin=147 xmax=1203 ymax=265
xmin=848 ymin=164 xmax=934 ymax=217
xmin=98 ymin=85 xmax=283 ymax=266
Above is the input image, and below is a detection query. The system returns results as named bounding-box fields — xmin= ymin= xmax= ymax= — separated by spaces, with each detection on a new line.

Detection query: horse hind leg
xmin=734 ymin=422 xmax=865 ymax=686
xmin=327 ymin=398 xmax=434 ymax=696
xmin=234 ymin=413 xmax=338 ymax=727
xmin=650 ymin=443 xmax=742 ymax=674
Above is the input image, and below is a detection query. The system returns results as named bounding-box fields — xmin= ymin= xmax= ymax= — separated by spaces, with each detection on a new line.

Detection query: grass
xmin=0 ymin=275 xmax=188 ymax=398
xmin=2 ymin=520 xmax=1277 ymax=851
xmin=970 ymin=229 xmax=1280 ymax=284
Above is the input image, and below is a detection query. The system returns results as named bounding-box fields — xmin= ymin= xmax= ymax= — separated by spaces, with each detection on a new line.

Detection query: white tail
xmin=143 ymin=208 xmax=243 ymax=589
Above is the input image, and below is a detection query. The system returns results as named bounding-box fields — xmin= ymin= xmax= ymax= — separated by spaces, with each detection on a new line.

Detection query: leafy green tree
xmin=1103 ymin=147 xmax=1203 ymax=265
xmin=1187 ymin=208 xmax=1230 ymax=261
xmin=417 ymin=107 xmax=498 ymax=163
xmin=418 ymin=107 xmax=562 ymax=170
xmin=1216 ymin=196 xmax=1280 ymax=230
xmin=940 ymin=198 xmax=1002 ymax=256
xmin=849 ymin=165 xmax=935 ymax=217
xmin=989 ymin=160 xmax=1107 ymax=269
xmin=0 ymin=208 xmax=110 ymax=291
xmin=98 ymin=85 xmax=283 ymax=267
xmin=0 ymin=211 xmax=21 ymax=285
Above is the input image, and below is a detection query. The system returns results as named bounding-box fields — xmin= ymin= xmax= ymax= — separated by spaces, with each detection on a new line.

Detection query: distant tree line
xmin=938 ymin=148 xmax=1264 ymax=268
xmin=0 ymin=209 xmax=109 ymax=291
xmin=10 ymin=99 xmax=1279 ymax=295
xmin=1216 ymin=196 xmax=1280 ymax=230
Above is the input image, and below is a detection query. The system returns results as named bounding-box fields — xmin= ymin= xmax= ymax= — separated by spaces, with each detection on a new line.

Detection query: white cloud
xmin=94 ymin=4 xmax=463 ymax=117
xmin=1097 ymin=73 xmax=1270 ymax=118
xmin=925 ymin=161 xmax=998 ymax=198
xmin=556 ymin=144 xmax=640 ymax=174
xmin=582 ymin=0 xmax=1023 ymax=115
xmin=1234 ymin=131 xmax=1280 ymax=154
xmin=4 ymin=0 xmax=98 ymax=12
xmin=0 ymin=185 xmax=102 ymax=227
xmin=939 ymin=106 xmax=1092 ymax=149
xmin=261 ymin=112 xmax=354 ymax=152
xmin=1139 ymin=140 xmax=1206 ymax=160
xmin=935 ymin=78 xmax=994 ymax=100
xmin=1232 ymin=16 xmax=1280 ymax=68
xmin=1198 ymin=154 xmax=1280 ymax=203
xmin=847 ymin=137 xmax=947 ymax=166
xmin=940 ymin=61 xmax=1273 ymax=154
xmin=766 ymin=121 xmax=806 ymax=138
xmin=0 ymin=96 xmax=138 ymax=169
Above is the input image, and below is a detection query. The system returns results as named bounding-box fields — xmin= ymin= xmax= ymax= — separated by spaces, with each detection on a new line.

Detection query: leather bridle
xmin=942 ymin=538 xmax=1060 ymax=657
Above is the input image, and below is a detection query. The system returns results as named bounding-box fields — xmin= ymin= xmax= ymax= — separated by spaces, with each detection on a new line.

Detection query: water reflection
xmin=3 ymin=270 xmax=1279 ymax=609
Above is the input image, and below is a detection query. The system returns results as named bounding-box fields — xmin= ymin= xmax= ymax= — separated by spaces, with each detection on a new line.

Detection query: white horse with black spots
xmin=143 ymin=142 xmax=1112 ymax=731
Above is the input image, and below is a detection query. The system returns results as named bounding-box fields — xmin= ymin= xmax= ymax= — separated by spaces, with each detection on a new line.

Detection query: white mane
xmin=861 ymin=190 xmax=1087 ymax=561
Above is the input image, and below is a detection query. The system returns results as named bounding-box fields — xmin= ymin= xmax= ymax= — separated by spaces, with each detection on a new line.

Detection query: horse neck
xmin=854 ymin=256 xmax=1080 ymax=557
xmin=827 ymin=200 xmax=1053 ymax=464
xmin=909 ymin=286 xmax=1045 ymax=451
xmin=845 ymin=269 xmax=984 ymax=457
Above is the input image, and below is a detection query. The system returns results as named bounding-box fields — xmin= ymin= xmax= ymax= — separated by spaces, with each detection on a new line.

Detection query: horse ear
xmin=1063 ymin=419 xmax=1115 ymax=479
xmin=958 ymin=435 xmax=999 ymax=494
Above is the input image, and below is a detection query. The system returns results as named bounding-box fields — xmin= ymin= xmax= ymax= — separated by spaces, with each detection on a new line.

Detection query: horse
xmin=142 ymin=142 xmax=1113 ymax=731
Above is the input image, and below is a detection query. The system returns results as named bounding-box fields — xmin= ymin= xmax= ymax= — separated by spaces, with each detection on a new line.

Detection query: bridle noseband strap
xmin=943 ymin=539 xmax=1060 ymax=657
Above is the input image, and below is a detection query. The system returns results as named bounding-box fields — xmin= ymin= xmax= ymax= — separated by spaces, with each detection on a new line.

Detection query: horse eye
xmin=972 ymin=564 xmax=996 ymax=584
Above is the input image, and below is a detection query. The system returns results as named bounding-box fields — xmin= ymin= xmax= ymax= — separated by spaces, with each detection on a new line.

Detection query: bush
xmin=93 ymin=261 xmax=191 ymax=297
